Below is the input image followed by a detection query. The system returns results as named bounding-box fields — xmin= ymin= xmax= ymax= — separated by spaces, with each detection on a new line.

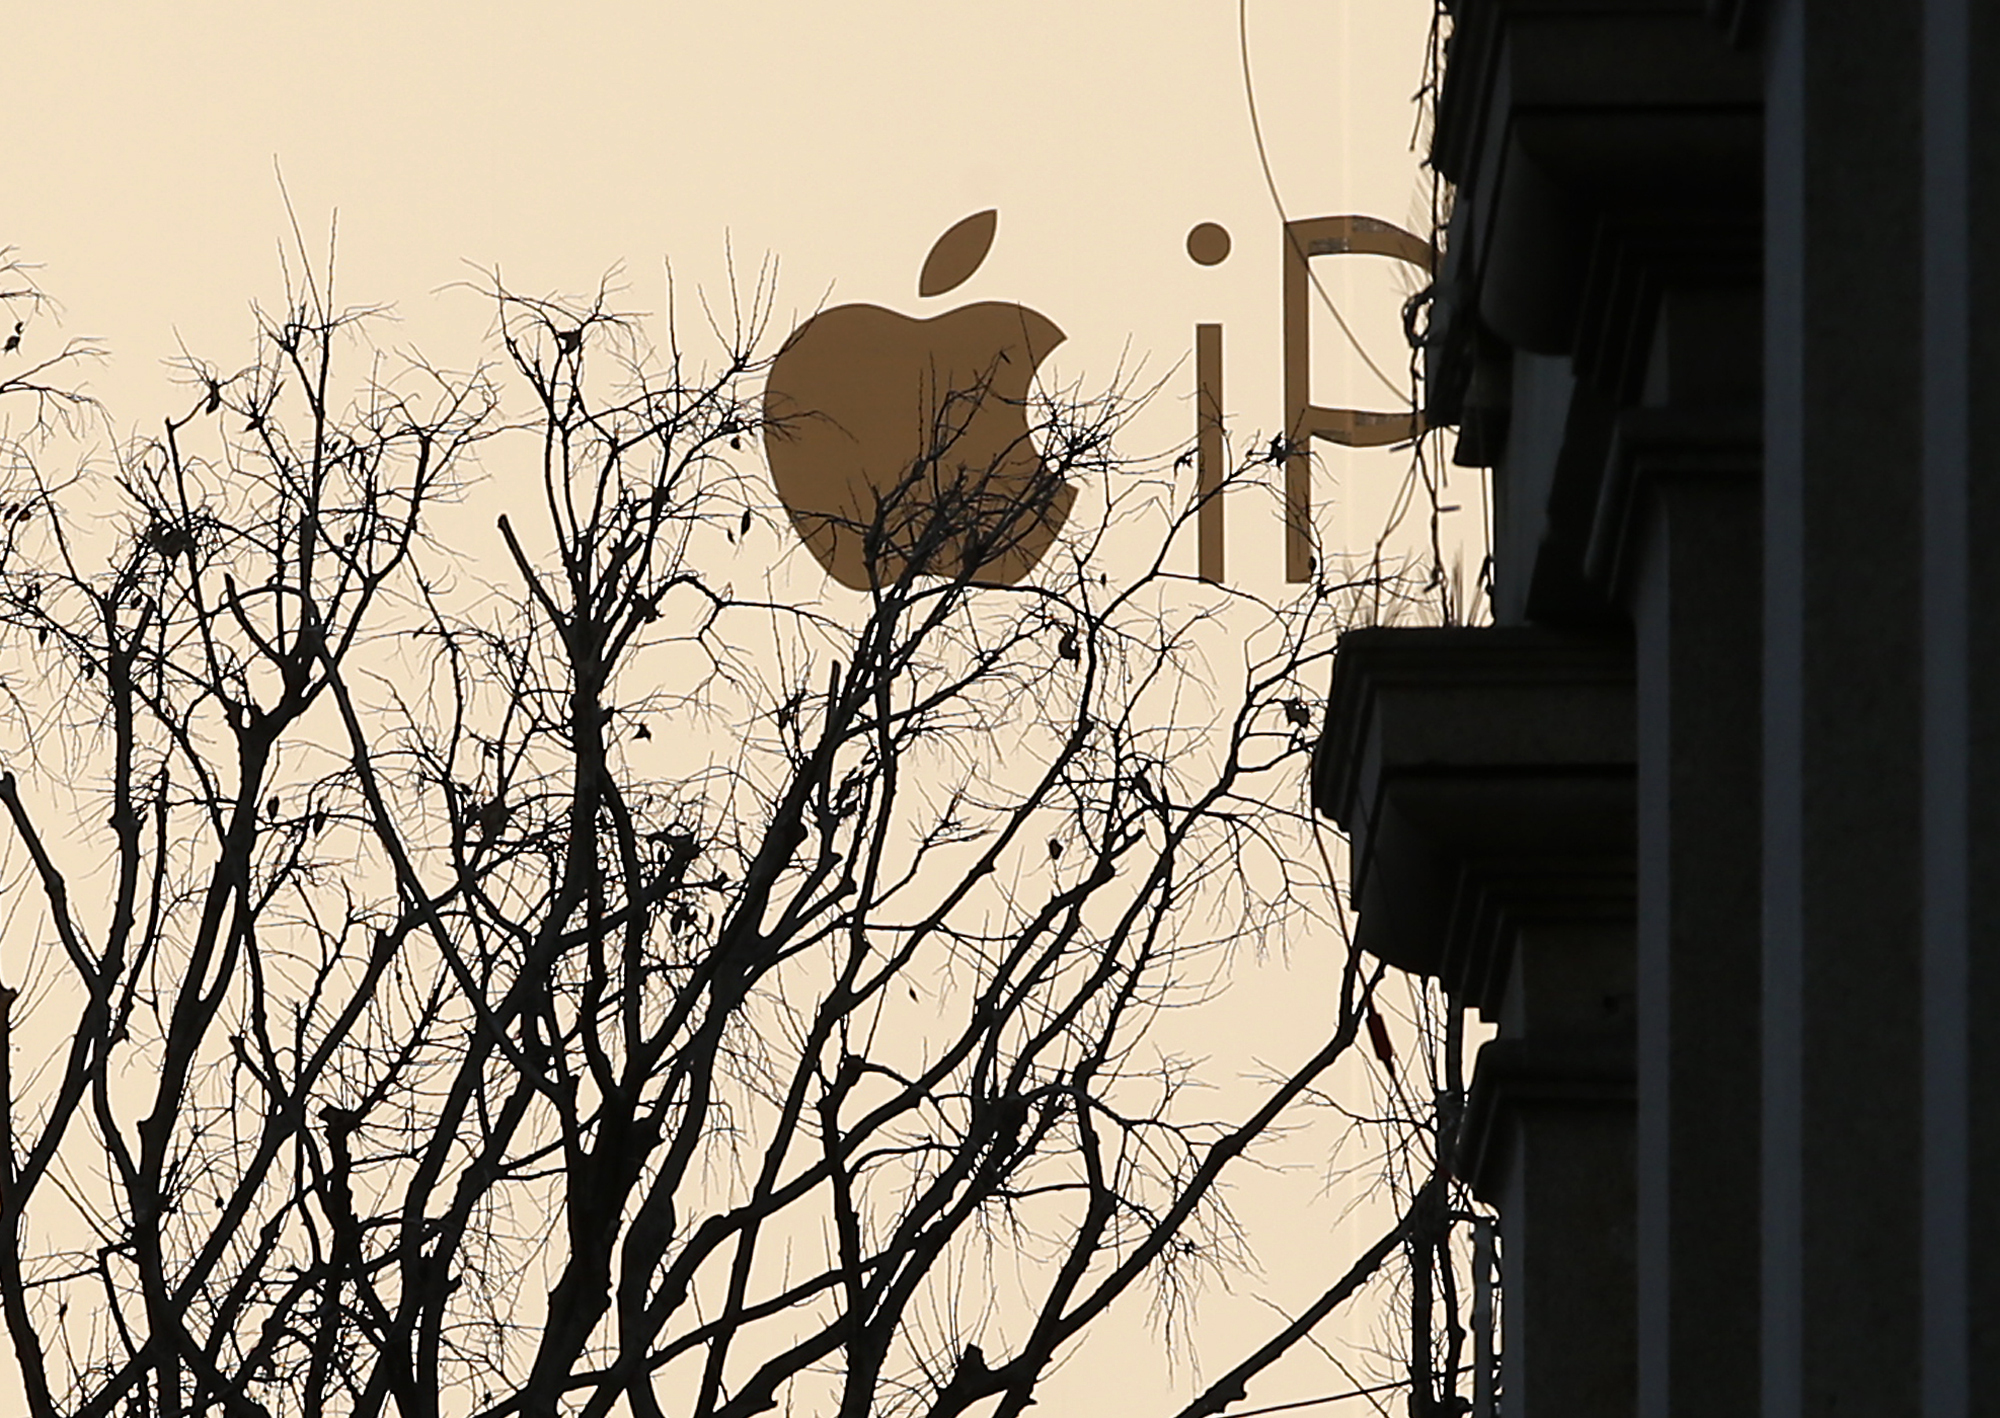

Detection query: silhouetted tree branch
xmin=0 ymin=250 xmax=1482 ymax=1418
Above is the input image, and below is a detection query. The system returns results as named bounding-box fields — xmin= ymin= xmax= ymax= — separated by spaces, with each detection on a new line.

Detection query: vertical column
xmin=1921 ymin=0 xmax=1999 ymax=1410
xmin=1632 ymin=469 xmax=1761 ymax=1418
xmin=1494 ymin=1094 xmax=1636 ymax=1418
xmin=1465 ymin=916 xmax=1637 ymax=1418
xmin=1472 ymin=1218 xmax=1496 ymax=1418
xmin=1963 ymin=16 xmax=2000 ymax=1387
xmin=1764 ymin=0 xmax=1926 ymax=1414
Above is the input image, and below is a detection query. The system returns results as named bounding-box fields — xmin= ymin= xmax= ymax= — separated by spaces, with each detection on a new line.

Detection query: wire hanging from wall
xmin=1237 ymin=0 xmax=1407 ymax=402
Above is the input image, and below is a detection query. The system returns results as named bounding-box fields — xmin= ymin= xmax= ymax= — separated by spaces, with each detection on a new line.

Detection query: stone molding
xmin=1458 ymin=1034 xmax=1637 ymax=1203
xmin=1313 ymin=625 xmax=1635 ymax=1005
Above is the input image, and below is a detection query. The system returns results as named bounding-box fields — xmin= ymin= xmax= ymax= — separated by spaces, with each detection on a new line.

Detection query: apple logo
xmin=762 ymin=210 xmax=1072 ymax=589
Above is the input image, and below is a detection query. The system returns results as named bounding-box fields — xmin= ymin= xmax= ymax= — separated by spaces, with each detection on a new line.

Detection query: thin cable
xmin=1221 ymin=1365 xmax=1476 ymax=1418
xmin=1223 ymin=1382 xmax=1405 ymax=1418
xmin=1239 ymin=0 xmax=1405 ymax=400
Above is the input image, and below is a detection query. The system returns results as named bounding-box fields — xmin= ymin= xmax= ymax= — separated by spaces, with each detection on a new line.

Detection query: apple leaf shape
xmin=918 ymin=210 xmax=998 ymax=298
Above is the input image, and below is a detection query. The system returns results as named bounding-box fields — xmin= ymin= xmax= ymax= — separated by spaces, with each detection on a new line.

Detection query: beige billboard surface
xmin=0 ymin=4 xmax=1474 ymax=1415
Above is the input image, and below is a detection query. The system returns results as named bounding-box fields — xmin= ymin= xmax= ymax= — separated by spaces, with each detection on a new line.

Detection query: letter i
xmin=1187 ymin=222 xmax=1232 ymax=584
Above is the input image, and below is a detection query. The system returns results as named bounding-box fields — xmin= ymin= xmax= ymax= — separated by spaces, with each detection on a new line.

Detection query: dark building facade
xmin=1312 ymin=2 xmax=1997 ymax=1414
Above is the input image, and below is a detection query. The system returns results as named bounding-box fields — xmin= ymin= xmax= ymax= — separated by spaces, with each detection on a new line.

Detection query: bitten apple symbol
xmin=762 ymin=210 xmax=1072 ymax=589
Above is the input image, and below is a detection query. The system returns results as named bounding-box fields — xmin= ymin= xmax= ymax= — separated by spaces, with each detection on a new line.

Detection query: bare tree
xmin=0 ymin=249 xmax=1479 ymax=1418
xmin=0 ymin=247 xmax=104 ymax=473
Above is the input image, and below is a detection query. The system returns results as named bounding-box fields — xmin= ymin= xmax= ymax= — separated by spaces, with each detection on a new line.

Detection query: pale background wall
xmin=0 ymin=3 xmax=1464 ymax=1411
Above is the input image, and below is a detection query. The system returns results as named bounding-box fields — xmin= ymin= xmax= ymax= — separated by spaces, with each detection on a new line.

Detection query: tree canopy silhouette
xmin=0 ymin=249 xmax=1478 ymax=1418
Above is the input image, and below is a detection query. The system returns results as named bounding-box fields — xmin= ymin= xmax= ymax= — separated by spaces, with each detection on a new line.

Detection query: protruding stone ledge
xmin=1584 ymin=403 xmax=1761 ymax=598
xmin=1458 ymin=1034 xmax=1637 ymax=1204
xmin=1317 ymin=625 xmax=1640 ymax=1418
xmin=1311 ymin=625 xmax=1635 ymax=1006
